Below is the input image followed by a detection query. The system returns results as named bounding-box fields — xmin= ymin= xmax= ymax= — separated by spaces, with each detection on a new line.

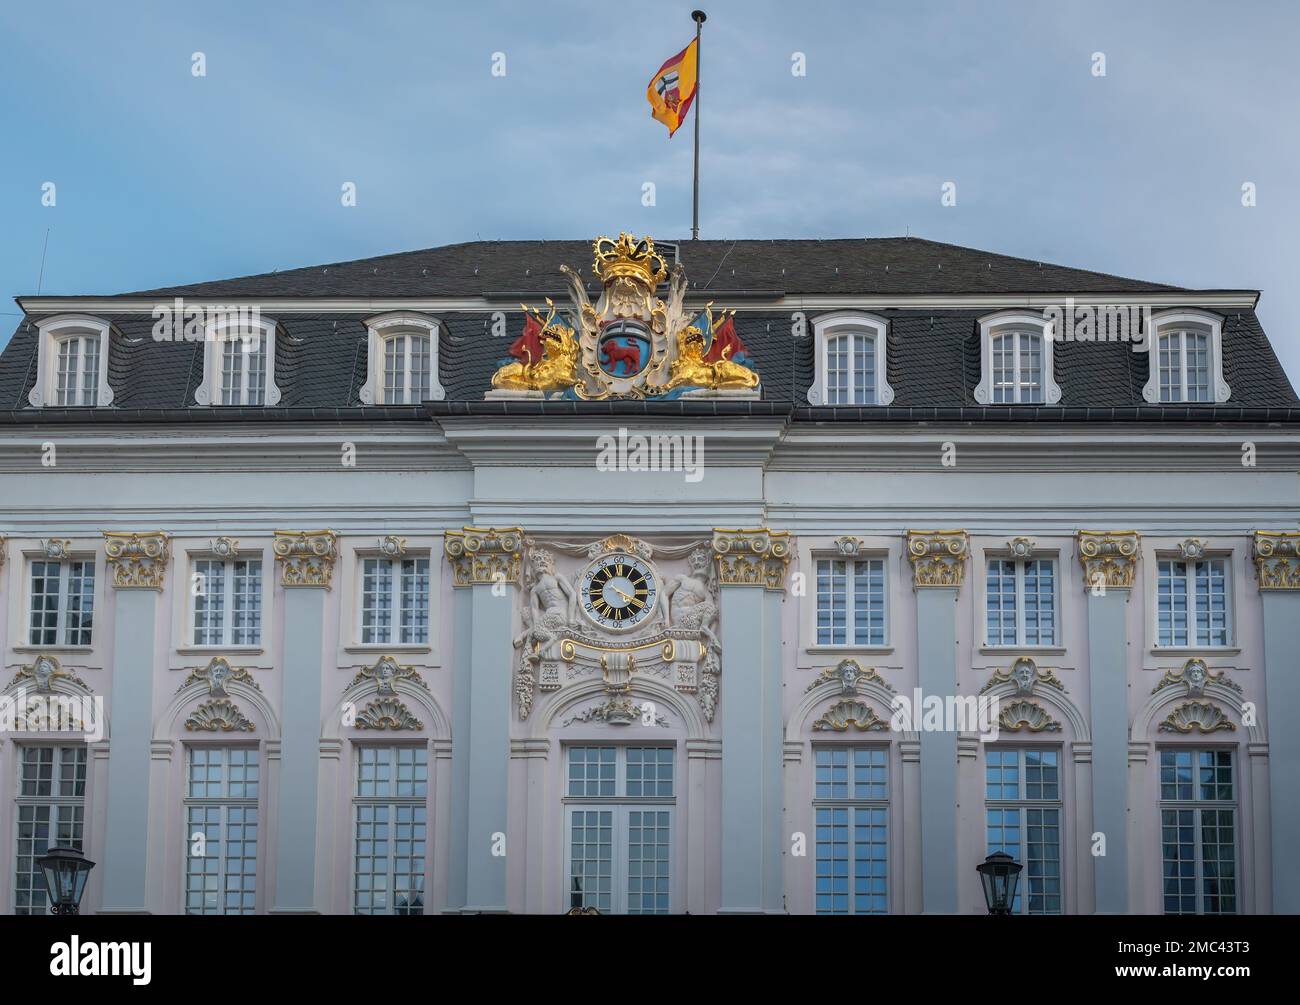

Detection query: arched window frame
xmin=28 ymin=314 xmax=114 ymax=408
xmin=975 ymin=311 xmax=1061 ymax=405
xmin=196 ymin=313 xmax=281 ymax=406
xmin=1142 ymin=310 xmax=1229 ymax=404
xmin=361 ymin=313 xmax=445 ymax=405
xmin=807 ymin=312 xmax=893 ymax=406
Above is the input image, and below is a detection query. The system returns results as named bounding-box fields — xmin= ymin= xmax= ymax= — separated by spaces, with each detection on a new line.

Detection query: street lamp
xmin=37 ymin=846 xmax=95 ymax=915
xmin=977 ymin=851 xmax=1022 ymax=916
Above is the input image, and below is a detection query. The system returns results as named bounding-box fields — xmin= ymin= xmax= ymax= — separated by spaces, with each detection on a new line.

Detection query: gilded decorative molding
xmin=444 ymin=527 xmax=524 ymax=587
xmin=1151 ymin=658 xmax=1241 ymax=697
xmin=349 ymin=654 xmax=427 ymax=695
xmin=211 ymin=536 xmax=239 ymax=558
xmin=998 ymin=700 xmax=1062 ymax=733
xmin=812 ymin=699 xmax=889 ymax=732
xmin=42 ymin=538 xmax=72 ymax=560
xmin=1159 ymin=700 xmax=1236 ymax=734
xmin=1253 ymin=531 xmax=1300 ymax=590
xmin=979 ymin=657 xmax=1065 ymax=697
xmin=378 ymin=535 xmax=407 ymax=558
xmin=1076 ymin=530 xmax=1140 ymax=590
xmin=1007 ymin=536 xmax=1036 ymax=560
xmin=180 ymin=657 xmax=260 ymax=697
xmin=711 ymin=528 xmax=793 ymax=589
xmin=834 ymin=536 xmax=866 ymax=557
xmin=12 ymin=654 xmax=87 ymax=693
xmin=906 ymin=530 xmax=969 ymax=588
xmin=273 ymin=529 xmax=338 ymax=588
xmin=561 ymin=694 xmax=668 ymax=727
xmin=353 ymin=697 xmax=423 ymax=731
xmin=1177 ymin=538 xmax=1207 ymax=561
xmin=185 ymin=698 xmax=255 ymax=732
xmin=103 ymin=531 xmax=171 ymax=589
xmin=804 ymin=658 xmax=895 ymax=695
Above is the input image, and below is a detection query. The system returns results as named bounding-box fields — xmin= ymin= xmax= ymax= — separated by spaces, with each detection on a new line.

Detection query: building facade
xmin=0 ymin=234 xmax=1297 ymax=915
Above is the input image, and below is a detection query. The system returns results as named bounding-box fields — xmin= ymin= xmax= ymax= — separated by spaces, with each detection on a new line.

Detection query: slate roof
xmin=3 ymin=237 xmax=1296 ymax=417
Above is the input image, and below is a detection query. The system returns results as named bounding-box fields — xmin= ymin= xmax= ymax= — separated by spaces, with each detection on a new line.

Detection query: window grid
xmin=986 ymin=558 xmax=1056 ymax=646
xmin=565 ymin=746 xmax=674 ymax=915
xmin=991 ymin=330 xmax=1044 ymax=404
xmin=382 ymin=333 xmax=432 ymax=404
xmin=813 ymin=746 xmax=889 ymax=914
xmin=219 ymin=331 xmax=268 ymax=406
xmin=184 ymin=747 xmax=259 ymax=915
xmin=353 ymin=746 xmax=428 ymax=915
xmin=816 ymin=557 xmax=886 ymax=646
xmin=14 ymin=746 xmax=88 ymax=914
xmin=826 ymin=332 xmax=877 ymax=405
xmin=54 ymin=335 xmax=100 ymax=406
xmin=193 ymin=558 xmax=263 ymax=646
xmin=1158 ymin=329 xmax=1211 ymax=403
xmin=1157 ymin=559 xmax=1229 ymax=647
xmin=28 ymin=559 xmax=95 ymax=647
xmin=985 ymin=748 xmax=1062 ymax=914
xmin=360 ymin=557 xmax=430 ymax=645
xmin=1160 ymin=748 xmax=1236 ymax=915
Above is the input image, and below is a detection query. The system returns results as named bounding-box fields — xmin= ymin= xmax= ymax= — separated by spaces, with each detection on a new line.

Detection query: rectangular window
xmin=1157 ymin=559 xmax=1230 ymax=647
xmin=28 ymin=559 xmax=95 ymax=647
xmin=986 ymin=558 xmax=1056 ymax=646
xmin=816 ymin=557 xmax=886 ymax=646
xmin=826 ymin=333 xmax=877 ymax=405
xmin=184 ymin=747 xmax=259 ymax=915
xmin=220 ymin=333 xmax=267 ymax=406
xmin=353 ymin=746 xmax=427 ymax=915
xmin=360 ymin=557 xmax=430 ymax=645
xmin=14 ymin=746 xmax=88 ymax=914
xmin=193 ymin=558 xmax=263 ymax=646
xmin=54 ymin=335 xmax=100 ymax=406
xmin=1160 ymin=748 xmax=1236 ymax=914
xmin=1158 ymin=330 xmax=1211 ymax=403
xmin=383 ymin=334 xmax=432 ymax=404
xmin=813 ymin=746 xmax=888 ymax=914
xmin=985 ymin=748 xmax=1062 ymax=914
xmin=565 ymin=746 xmax=674 ymax=915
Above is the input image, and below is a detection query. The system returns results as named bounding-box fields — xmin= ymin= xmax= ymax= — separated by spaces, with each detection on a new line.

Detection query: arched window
xmin=196 ymin=313 xmax=281 ymax=406
xmin=1143 ymin=310 xmax=1228 ymax=404
xmin=976 ymin=312 xmax=1060 ymax=405
xmin=28 ymin=315 xmax=114 ymax=408
xmin=808 ymin=312 xmax=893 ymax=406
xmin=382 ymin=331 xmax=433 ymax=404
xmin=362 ymin=313 xmax=444 ymax=404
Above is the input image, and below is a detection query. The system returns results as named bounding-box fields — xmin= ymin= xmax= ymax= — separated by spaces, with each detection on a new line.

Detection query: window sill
xmin=1150 ymin=646 xmax=1241 ymax=657
xmin=343 ymin=644 xmax=432 ymax=655
xmin=176 ymin=646 xmax=265 ymax=656
xmin=11 ymin=645 xmax=94 ymax=654
xmin=978 ymin=646 xmax=1066 ymax=656
xmin=805 ymin=645 xmax=894 ymax=656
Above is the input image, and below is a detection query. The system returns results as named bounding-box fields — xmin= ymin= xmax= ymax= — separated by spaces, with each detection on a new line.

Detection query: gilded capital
xmin=103 ymin=531 xmax=170 ymax=589
xmin=1076 ymin=530 xmax=1140 ymax=590
xmin=444 ymin=527 xmax=524 ymax=587
xmin=711 ymin=528 xmax=793 ymax=589
xmin=906 ymin=530 xmax=969 ymax=588
xmin=273 ymin=529 xmax=338 ymax=588
xmin=1253 ymin=530 xmax=1300 ymax=590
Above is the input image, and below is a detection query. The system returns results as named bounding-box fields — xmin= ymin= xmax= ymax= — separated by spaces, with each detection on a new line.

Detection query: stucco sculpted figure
xmin=665 ymin=546 xmax=723 ymax=720
xmin=513 ymin=547 xmax=577 ymax=718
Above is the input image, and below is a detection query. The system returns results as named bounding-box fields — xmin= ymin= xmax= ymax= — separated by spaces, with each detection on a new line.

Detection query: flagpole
xmin=691 ymin=10 xmax=706 ymax=240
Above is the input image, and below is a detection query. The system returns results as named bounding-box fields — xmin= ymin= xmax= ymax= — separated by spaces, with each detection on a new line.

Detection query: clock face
xmin=580 ymin=553 xmax=658 ymax=631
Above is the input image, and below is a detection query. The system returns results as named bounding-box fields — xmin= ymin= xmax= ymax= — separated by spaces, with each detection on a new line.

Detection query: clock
xmin=580 ymin=553 xmax=658 ymax=631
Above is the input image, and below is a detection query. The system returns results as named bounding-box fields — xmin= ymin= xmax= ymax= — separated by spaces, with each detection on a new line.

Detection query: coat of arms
xmin=487 ymin=233 xmax=760 ymax=400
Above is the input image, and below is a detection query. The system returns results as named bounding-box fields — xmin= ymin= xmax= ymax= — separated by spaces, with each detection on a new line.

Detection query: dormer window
xmin=27 ymin=315 xmax=114 ymax=408
xmin=361 ymin=313 xmax=445 ymax=405
xmin=196 ymin=314 xmax=280 ymax=406
xmin=1143 ymin=310 xmax=1229 ymax=404
xmin=807 ymin=312 xmax=893 ymax=405
xmin=975 ymin=312 xmax=1061 ymax=405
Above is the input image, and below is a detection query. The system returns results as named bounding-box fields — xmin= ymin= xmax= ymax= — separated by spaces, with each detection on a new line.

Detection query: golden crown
xmin=592 ymin=233 xmax=668 ymax=287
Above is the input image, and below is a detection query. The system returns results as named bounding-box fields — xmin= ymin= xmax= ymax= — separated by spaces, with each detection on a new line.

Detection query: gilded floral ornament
xmin=273 ymin=530 xmax=337 ymax=588
xmin=350 ymin=655 xmax=427 ymax=695
xmin=1007 ymin=537 xmax=1035 ymax=559
xmin=1159 ymin=701 xmax=1236 ymax=734
xmin=1253 ymin=531 xmax=1300 ymax=590
xmin=378 ymin=535 xmax=407 ymax=558
xmin=1177 ymin=538 xmax=1207 ymax=561
xmin=353 ymin=697 xmax=423 ymax=731
xmin=805 ymin=658 xmax=895 ymax=695
xmin=812 ymin=699 xmax=889 ymax=732
xmin=103 ymin=531 xmax=170 ymax=589
xmin=998 ymin=700 xmax=1062 ymax=733
xmin=1076 ymin=531 xmax=1140 ymax=590
xmin=834 ymin=536 xmax=865 ymax=556
xmin=211 ymin=536 xmax=239 ymax=558
xmin=906 ymin=530 xmax=969 ymax=588
xmin=712 ymin=528 xmax=793 ymax=589
xmin=181 ymin=657 xmax=259 ymax=697
xmin=43 ymin=538 xmax=72 ymax=560
xmin=186 ymin=698 xmax=255 ymax=732
xmin=444 ymin=526 xmax=524 ymax=586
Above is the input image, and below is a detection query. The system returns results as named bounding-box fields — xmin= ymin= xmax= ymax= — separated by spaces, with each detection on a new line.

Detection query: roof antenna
xmin=905 ymin=225 xmax=909 ymax=238
xmin=36 ymin=228 xmax=50 ymax=294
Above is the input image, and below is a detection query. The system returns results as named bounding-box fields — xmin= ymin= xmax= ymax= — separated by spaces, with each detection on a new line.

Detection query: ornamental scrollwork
xmin=1253 ymin=531 xmax=1300 ymax=591
xmin=1159 ymin=701 xmax=1236 ymax=734
xmin=980 ymin=657 xmax=1065 ymax=697
xmin=444 ymin=527 xmax=524 ymax=587
xmin=350 ymin=655 xmax=427 ymax=695
xmin=273 ymin=530 xmax=338 ymax=588
xmin=805 ymin=658 xmax=895 ymax=695
xmin=906 ymin=530 xmax=969 ymax=588
xmin=997 ymin=700 xmax=1061 ymax=733
xmin=185 ymin=698 xmax=255 ymax=732
xmin=1150 ymin=658 xmax=1240 ymax=697
xmin=103 ymin=531 xmax=170 ymax=589
xmin=812 ymin=699 xmax=889 ymax=732
xmin=1076 ymin=530 xmax=1140 ymax=590
xmin=711 ymin=528 xmax=793 ymax=590
xmin=180 ymin=657 xmax=260 ymax=697
xmin=353 ymin=697 xmax=423 ymax=731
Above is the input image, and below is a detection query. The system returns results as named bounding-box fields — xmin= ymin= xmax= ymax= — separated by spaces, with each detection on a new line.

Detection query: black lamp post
xmin=977 ymin=851 xmax=1022 ymax=916
xmin=37 ymin=846 xmax=95 ymax=915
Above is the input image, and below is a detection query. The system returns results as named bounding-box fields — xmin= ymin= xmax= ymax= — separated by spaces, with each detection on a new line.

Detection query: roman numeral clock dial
xmin=580 ymin=554 xmax=658 ymax=631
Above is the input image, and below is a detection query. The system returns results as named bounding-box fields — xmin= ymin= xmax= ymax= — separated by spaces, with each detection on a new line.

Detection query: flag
xmin=647 ymin=39 xmax=699 ymax=137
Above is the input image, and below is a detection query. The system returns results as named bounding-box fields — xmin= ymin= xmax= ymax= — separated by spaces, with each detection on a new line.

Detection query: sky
xmin=2 ymin=0 xmax=1298 ymax=384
